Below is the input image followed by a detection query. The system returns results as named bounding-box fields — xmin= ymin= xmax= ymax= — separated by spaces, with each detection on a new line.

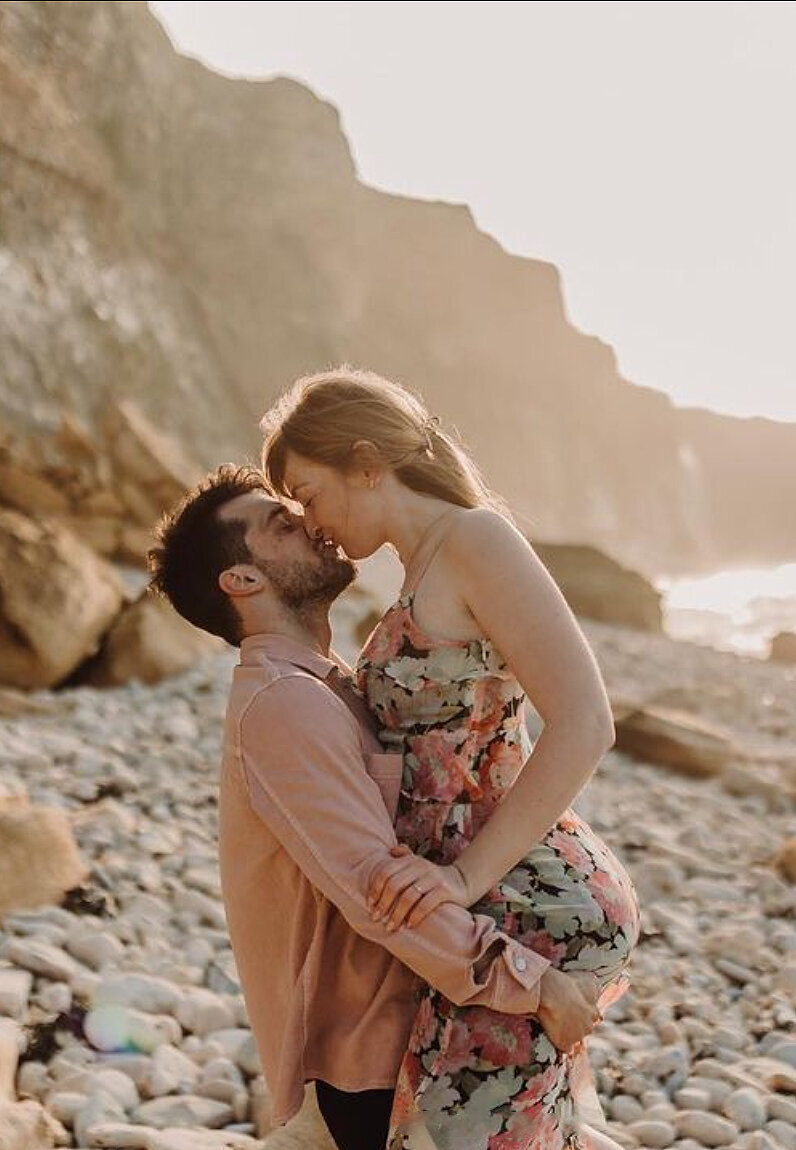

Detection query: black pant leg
xmin=315 ymin=1079 xmax=395 ymax=1150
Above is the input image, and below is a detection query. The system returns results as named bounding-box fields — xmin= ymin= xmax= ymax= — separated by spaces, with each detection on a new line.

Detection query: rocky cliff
xmin=1 ymin=0 xmax=794 ymax=579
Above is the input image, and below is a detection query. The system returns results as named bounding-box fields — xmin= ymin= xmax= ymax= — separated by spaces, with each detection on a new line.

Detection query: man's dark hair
xmin=147 ymin=464 xmax=270 ymax=647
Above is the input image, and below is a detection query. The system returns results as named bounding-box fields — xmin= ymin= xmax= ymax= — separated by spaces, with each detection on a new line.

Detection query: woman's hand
xmin=367 ymin=844 xmax=471 ymax=931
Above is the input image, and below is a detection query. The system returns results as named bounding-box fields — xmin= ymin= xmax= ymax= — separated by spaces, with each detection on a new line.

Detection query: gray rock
xmin=93 ymin=973 xmax=184 ymax=1015
xmin=0 ymin=968 xmax=33 ymax=1019
xmin=132 ymin=1094 xmax=233 ymax=1129
xmin=675 ymin=1110 xmax=740 ymax=1146
xmin=767 ymin=1095 xmax=796 ymax=1124
xmin=764 ymin=1121 xmax=796 ymax=1150
xmin=674 ymin=1086 xmax=713 ymax=1110
xmin=145 ymin=1044 xmax=200 ymax=1097
xmin=0 ymin=938 xmax=79 ymax=982
xmin=628 ymin=1120 xmax=676 ymax=1147
xmin=766 ymin=1040 xmax=796 ymax=1069
xmin=83 ymin=1122 xmax=152 ymax=1147
xmin=73 ymin=1090 xmax=127 ymax=1148
xmin=722 ymin=1087 xmax=767 ymax=1132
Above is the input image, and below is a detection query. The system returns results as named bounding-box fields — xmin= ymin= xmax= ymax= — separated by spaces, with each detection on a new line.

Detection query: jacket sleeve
xmin=236 ymin=675 xmax=551 ymax=1014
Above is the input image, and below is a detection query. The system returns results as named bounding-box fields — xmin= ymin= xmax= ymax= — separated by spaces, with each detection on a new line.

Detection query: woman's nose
xmin=302 ymin=513 xmax=322 ymax=540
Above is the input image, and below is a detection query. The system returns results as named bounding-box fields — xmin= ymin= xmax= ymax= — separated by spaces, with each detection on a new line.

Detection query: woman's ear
xmin=350 ymin=439 xmax=383 ymax=486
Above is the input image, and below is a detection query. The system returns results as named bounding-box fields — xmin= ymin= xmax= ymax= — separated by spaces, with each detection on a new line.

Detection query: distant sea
xmin=656 ymin=562 xmax=796 ymax=658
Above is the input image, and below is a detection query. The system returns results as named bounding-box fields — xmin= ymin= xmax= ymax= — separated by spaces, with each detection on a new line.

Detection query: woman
xmin=261 ymin=366 xmax=641 ymax=1150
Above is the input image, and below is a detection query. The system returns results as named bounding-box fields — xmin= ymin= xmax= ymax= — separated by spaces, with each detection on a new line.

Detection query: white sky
xmin=149 ymin=1 xmax=795 ymax=423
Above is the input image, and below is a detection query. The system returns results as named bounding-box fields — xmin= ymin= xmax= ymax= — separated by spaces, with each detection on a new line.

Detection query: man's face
xmin=218 ymin=490 xmax=356 ymax=609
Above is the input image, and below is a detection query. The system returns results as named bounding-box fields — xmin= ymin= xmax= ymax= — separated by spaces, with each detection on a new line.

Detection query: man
xmin=147 ymin=464 xmax=601 ymax=1150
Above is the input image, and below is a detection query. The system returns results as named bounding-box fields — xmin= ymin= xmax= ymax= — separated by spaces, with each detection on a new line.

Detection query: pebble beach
xmin=0 ymin=616 xmax=794 ymax=1150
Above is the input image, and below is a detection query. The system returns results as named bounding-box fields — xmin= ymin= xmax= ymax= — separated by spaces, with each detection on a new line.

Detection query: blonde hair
xmin=260 ymin=365 xmax=513 ymax=521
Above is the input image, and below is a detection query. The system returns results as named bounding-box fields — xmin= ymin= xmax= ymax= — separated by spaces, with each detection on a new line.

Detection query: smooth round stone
xmin=45 ymin=1090 xmax=89 ymax=1125
xmin=16 ymin=1059 xmax=51 ymax=1099
xmin=617 ymin=1073 xmax=650 ymax=1098
xmin=93 ymin=973 xmax=183 ymax=1015
xmin=81 ymin=1122 xmax=152 ymax=1148
xmin=659 ymin=1022 xmax=687 ymax=1044
xmin=0 ymin=938 xmax=78 ymax=981
xmin=713 ymin=1027 xmax=747 ymax=1052
xmin=641 ymin=1046 xmax=690 ymax=1092
xmin=36 ymin=980 xmax=72 ymax=1013
xmin=772 ymin=964 xmax=796 ymax=996
xmin=767 ymin=1095 xmax=796 ymax=1124
xmin=628 ymin=1120 xmax=676 ymax=1148
xmin=73 ymin=1090 xmax=127 ymax=1148
xmin=674 ymin=1086 xmax=713 ymax=1110
xmin=184 ymin=938 xmax=214 ymax=967
xmin=132 ymin=1094 xmax=233 ymax=1129
xmin=759 ymin=1030 xmax=794 ymax=1055
xmin=66 ymin=927 xmax=125 ymax=971
xmin=146 ymin=1045 xmax=200 ymax=1096
xmin=197 ymin=1078 xmax=237 ymax=1104
xmin=611 ymin=1085 xmax=644 ymax=1122
xmin=681 ymin=1018 xmax=713 ymax=1042
xmin=176 ymin=989 xmax=236 ymax=1037
xmin=687 ymin=1073 xmax=734 ymax=1108
xmin=675 ymin=1110 xmax=740 ymax=1146
xmin=57 ymin=1067 xmax=140 ymax=1112
xmin=642 ymin=1090 xmax=671 ymax=1108
xmin=764 ymin=1120 xmax=796 ymax=1150
xmin=737 ymin=1134 xmax=788 ymax=1150
xmin=198 ymin=1057 xmax=243 ymax=1087
xmin=722 ymin=1087 xmax=767 ymax=1131
xmin=766 ymin=1040 xmax=796 ymax=1069
xmin=646 ymin=1104 xmax=679 ymax=1122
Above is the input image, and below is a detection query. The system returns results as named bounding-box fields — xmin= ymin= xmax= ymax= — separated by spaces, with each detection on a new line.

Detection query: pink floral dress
xmin=354 ymin=514 xmax=641 ymax=1150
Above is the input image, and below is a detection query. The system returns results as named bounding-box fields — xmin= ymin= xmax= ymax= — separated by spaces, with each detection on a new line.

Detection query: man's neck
xmin=245 ymin=604 xmax=332 ymax=656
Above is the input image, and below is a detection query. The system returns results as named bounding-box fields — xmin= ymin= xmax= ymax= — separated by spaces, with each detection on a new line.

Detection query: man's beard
xmin=255 ymin=549 xmax=357 ymax=613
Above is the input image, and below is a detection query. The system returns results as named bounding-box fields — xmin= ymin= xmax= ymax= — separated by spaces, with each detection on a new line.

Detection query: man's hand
xmin=537 ymin=968 xmax=602 ymax=1051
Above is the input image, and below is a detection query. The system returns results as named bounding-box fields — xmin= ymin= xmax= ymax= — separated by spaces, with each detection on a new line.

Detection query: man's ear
xmin=219 ymin=564 xmax=265 ymax=598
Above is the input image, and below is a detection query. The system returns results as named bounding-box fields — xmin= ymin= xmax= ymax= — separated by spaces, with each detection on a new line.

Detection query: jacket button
xmin=513 ymin=955 xmax=528 ymax=972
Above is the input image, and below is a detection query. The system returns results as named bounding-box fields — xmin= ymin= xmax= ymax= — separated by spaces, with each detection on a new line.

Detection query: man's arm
xmin=237 ymin=674 xmax=551 ymax=1014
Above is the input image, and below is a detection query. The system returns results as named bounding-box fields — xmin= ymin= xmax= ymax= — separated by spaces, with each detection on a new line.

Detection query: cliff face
xmin=1 ymin=0 xmax=793 ymax=579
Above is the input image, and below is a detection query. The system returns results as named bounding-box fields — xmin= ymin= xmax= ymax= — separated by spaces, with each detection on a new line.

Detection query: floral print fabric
xmin=355 ymin=592 xmax=641 ymax=1150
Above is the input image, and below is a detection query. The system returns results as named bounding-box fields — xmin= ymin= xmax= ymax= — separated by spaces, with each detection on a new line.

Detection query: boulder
xmin=613 ymin=704 xmax=734 ymax=776
xmin=0 ymin=510 xmax=124 ymax=688
xmin=0 ymin=803 xmax=88 ymax=917
xmin=769 ymin=631 xmax=796 ymax=664
xmin=104 ymin=400 xmax=202 ymax=515
xmin=0 ymin=1099 xmax=64 ymax=1149
xmin=0 ymin=1018 xmax=21 ymax=1102
xmin=86 ymin=593 xmax=224 ymax=686
xmin=0 ymin=462 xmax=70 ymax=517
xmin=55 ymin=515 xmax=121 ymax=557
xmin=774 ymin=839 xmax=796 ymax=884
xmin=530 ymin=542 xmax=663 ymax=632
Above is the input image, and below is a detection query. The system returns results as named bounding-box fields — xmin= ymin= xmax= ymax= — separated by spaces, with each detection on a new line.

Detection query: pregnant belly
xmin=475 ymin=808 xmax=642 ymax=985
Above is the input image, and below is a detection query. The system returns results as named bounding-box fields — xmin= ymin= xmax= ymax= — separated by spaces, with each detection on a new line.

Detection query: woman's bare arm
xmin=443 ymin=508 xmax=615 ymax=904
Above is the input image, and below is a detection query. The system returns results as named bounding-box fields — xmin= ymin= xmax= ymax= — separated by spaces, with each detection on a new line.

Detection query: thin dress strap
xmin=401 ymin=507 xmax=462 ymax=598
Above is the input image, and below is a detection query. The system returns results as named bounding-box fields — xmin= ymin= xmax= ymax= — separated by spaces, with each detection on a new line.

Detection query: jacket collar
xmin=239 ymin=632 xmax=339 ymax=681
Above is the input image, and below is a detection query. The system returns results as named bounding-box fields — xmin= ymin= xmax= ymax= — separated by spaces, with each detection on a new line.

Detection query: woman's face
xmin=282 ymin=451 xmax=384 ymax=560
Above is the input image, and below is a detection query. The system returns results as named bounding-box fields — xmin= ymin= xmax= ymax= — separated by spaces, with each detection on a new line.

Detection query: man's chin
xmin=323 ymin=554 xmax=358 ymax=596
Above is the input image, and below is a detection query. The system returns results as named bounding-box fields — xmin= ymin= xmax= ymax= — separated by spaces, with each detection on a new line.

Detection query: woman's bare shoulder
xmin=446 ymin=505 xmax=527 ymax=552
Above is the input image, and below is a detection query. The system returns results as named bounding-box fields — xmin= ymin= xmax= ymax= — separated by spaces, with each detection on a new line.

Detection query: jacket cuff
xmin=468 ymin=931 xmax=551 ymax=1014
xmin=499 ymin=937 xmax=551 ymax=1013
